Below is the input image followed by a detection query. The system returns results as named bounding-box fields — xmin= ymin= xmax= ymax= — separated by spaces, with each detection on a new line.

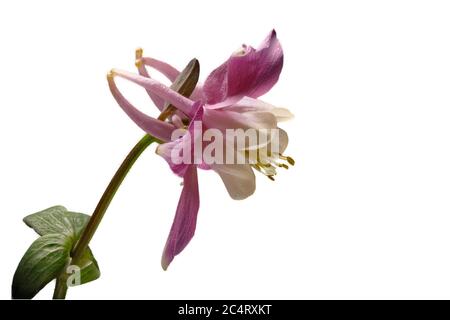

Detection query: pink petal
xmin=135 ymin=59 xmax=165 ymax=111
xmin=141 ymin=57 xmax=180 ymax=82
xmin=202 ymin=63 xmax=228 ymax=104
xmin=112 ymin=69 xmax=195 ymax=117
xmin=213 ymin=97 xmax=294 ymax=122
xmin=107 ymin=73 xmax=175 ymax=142
xmin=138 ymin=55 xmax=205 ymax=105
xmin=203 ymin=30 xmax=283 ymax=104
xmin=161 ymin=165 xmax=200 ymax=270
xmin=203 ymin=108 xmax=277 ymax=131
xmin=155 ymin=135 xmax=191 ymax=177
xmin=202 ymin=108 xmax=278 ymax=154
xmin=212 ymin=164 xmax=256 ymax=200
xmin=140 ymin=56 xmax=205 ymax=103
xmin=156 ymin=102 xmax=207 ymax=176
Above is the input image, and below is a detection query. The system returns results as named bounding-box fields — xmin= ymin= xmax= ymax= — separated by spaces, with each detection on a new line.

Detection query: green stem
xmin=52 ymin=134 xmax=157 ymax=299
xmin=72 ymin=134 xmax=157 ymax=262
xmin=53 ymin=268 xmax=69 ymax=299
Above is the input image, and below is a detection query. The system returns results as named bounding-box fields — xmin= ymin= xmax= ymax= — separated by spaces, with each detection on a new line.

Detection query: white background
xmin=1 ymin=0 xmax=450 ymax=299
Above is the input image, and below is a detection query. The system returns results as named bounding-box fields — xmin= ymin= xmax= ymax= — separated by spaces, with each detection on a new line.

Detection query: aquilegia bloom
xmin=107 ymin=30 xmax=294 ymax=269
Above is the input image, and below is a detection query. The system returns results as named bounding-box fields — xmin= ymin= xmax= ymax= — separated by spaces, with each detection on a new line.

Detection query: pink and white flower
xmin=108 ymin=30 xmax=294 ymax=269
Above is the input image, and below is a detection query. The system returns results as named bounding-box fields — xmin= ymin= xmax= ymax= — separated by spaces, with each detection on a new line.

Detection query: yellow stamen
xmin=135 ymin=47 xmax=143 ymax=59
xmin=251 ymin=153 xmax=294 ymax=180
xmin=107 ymin=70 xmax=114 ymax=79
xmin=135 ymin=48 xmax=144 ymax=68
xmin=286 ymin=156 xmax=295 ymax=166
xmin=279 ymin=154 xmax=295 ymax=166
xmin=278 ymin=163 xmax=289 ymax=169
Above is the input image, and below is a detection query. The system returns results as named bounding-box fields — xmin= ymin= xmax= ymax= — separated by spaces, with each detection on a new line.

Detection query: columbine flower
xmin=108 ymin=30 xmax=294 ymax=269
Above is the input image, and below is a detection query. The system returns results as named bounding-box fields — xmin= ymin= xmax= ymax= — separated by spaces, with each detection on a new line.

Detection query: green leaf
xmin=24 ymin=206 xmax=90 ymax=238
xmin=67 ymin=213 xmax=91 ymax=238
xmin=12 ymin=234 xmax=72 ymax=299
xmin=13 ymin=206 xmax=101 ymax=298
xmin=77 ymin=247 xmax=101 ymax=285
